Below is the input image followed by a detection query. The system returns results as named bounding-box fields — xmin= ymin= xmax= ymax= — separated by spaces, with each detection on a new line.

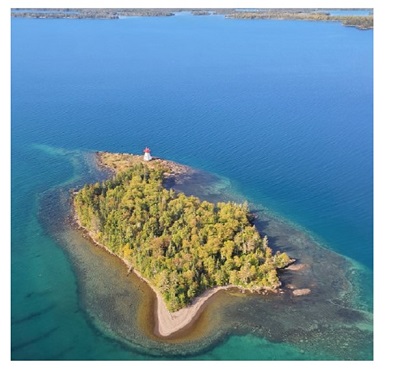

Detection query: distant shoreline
xmin=11 ymin=8 xmax=373 ymax=30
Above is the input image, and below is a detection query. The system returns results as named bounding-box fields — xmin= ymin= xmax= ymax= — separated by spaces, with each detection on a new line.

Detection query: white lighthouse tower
xmin=143 ymin=147 xmax=152 ymax=161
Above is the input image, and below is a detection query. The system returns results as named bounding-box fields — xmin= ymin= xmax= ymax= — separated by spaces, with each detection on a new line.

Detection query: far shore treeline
xmin=74 ymin=154 xmax=292 ymax=312
xmin=11 ymin=8 xmax=373 ymax=30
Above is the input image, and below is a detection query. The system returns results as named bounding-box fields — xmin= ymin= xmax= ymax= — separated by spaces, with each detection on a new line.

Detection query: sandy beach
xmin=154 ymin=286 xmax=232 ymax=337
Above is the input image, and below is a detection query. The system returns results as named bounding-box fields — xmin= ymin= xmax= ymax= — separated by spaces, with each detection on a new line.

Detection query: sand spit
xmin=154 ymin=286 xmax=231 ymax=337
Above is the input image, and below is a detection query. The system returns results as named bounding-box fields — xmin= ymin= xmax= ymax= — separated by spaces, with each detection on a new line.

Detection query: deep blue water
xmin=11 ymin=14 xmax=373 ymax=360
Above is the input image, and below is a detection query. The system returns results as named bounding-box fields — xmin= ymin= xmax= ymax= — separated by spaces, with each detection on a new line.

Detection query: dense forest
xmin=74 ymin=159 xmax=292 ymax=311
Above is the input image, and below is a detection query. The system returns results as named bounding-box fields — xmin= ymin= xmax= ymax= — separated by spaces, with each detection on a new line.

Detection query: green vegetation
xmin=74 ymin=158 xmax=291 ymax=311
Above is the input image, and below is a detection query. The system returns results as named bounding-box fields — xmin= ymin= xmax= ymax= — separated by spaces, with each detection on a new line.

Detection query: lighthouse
xmin=143 ymin=147 xmax=152 ymax=161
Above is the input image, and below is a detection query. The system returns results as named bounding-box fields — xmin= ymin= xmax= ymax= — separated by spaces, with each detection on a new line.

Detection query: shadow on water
xmin=12 ymin=326 xmax=60 ymax=353
xmin=38 ymin=152 xmax=373 ymax=360
xmin=12 ymin=303 xmax=57 ymax=326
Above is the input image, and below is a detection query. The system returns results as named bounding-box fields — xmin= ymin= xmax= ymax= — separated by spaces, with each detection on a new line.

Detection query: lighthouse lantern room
xmin=143 ymin=147 xmax=152 ymax=161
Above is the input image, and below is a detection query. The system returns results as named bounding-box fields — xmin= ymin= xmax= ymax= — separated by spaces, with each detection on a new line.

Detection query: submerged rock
xmin=292 ymin=288 xmax=311 ymax=296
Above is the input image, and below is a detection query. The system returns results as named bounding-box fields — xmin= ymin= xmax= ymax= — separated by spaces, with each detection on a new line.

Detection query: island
xmin=73 ymin=151 xmax=294 ymax=336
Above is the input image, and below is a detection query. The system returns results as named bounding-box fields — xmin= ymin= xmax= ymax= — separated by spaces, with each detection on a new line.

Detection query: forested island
xmin=73 ymin=152 xmax=293 ymax=320
xmin=12 ymin=8 xmax=373 ymax=30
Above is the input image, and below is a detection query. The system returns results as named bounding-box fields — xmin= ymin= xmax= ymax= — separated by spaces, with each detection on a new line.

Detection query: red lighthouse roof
xmin=143 ymin=147 xmax=151 ymax=153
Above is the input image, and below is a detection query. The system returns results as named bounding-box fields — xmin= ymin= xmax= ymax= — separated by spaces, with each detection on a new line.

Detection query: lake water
xmin=11 ymin=14 xmax=373 ymax=360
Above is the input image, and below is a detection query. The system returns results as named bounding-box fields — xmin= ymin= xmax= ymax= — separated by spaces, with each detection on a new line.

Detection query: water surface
xmin=11 ymin=14 xmax=373 ymax=360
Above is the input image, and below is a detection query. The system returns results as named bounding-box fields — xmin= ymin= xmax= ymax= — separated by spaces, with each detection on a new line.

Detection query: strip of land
xmin=154 ymin=285 xmax=230 ymax=336
xmin=11 ymin=8 xmax=373 ymax=30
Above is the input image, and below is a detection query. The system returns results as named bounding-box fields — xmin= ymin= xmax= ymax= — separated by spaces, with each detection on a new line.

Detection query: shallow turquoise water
xmin=11 ymin=14 xmax=373 ymax=360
